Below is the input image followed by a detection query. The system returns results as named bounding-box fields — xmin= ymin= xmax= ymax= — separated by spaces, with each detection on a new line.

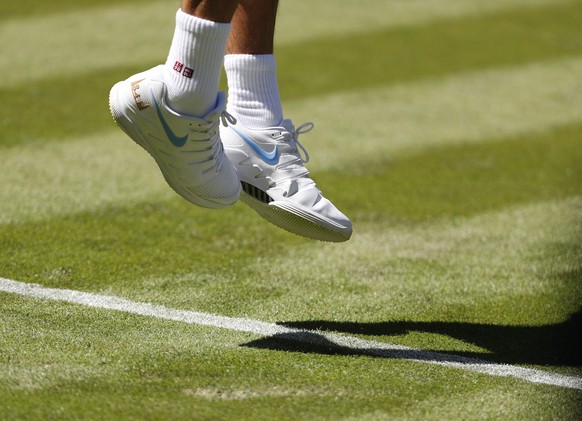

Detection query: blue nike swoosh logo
xmin=230 ymin=126 xmax=280 ymax=165
xmin=151 ymin=90 xmax=188 ymax=147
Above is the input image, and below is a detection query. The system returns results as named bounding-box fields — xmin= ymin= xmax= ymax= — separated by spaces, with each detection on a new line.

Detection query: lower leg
xmin=182 ymin=0 xmax=239 ymax=24
xmin=227 ymin=0 xmax=278 ymax=54
xmin=224 ymin=0 xmax=283 ymax=128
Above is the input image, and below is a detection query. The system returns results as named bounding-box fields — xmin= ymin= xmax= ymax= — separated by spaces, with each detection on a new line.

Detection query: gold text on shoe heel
xmin=131 ymin=79 xmax=150 ymax=110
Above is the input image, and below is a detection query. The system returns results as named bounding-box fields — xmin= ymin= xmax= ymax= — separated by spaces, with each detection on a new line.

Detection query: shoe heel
xmin=108 ymin=82 xmax=124 ymax=123
xmin=108 ymin=82 xmax=145 ymax=145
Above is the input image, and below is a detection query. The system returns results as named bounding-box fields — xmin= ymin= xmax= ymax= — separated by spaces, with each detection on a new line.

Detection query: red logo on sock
xmin=173 ymin=61 xmax=184 ymax=73
xmin=182 ymin=67 xmax=194 ymax=79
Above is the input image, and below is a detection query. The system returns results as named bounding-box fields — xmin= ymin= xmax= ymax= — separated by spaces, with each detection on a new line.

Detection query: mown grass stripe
xmin=276 ymin=0 xmax=578 ymax=44
xmin=319 ymin=124 xmax=582 ymax=220
xmin=291 ymin=56 xmax=582 ymax=170
xmin=0 ymin=0 xmax=151 ymax=21
xmin=1 ymin=58 xmax=581 ymax=225
xmin=1 ymin=193 xmax=578 ymax=338
xmin=3 ymin=5 xmax=582 ymax=147
xmin=1 ymin=0 xmax=580 ymax=90
xmin=242 ymin=196 xmax=582 ymax=322
xmin=3 ymin=0 xmax=572 ymax=27
xmin=1 ymin=277 xmax=580 ymax=390
xmin=277 ymin=2 xmax=582 ymax=101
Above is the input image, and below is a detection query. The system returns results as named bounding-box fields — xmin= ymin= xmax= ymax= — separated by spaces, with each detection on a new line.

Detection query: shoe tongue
xmin=202 ymin=92 xmax=227 ymax=121
xmin=280 ymin=119 xmax=295 ymax=133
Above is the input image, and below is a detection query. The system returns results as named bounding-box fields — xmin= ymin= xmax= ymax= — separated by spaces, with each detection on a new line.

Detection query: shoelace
xmin=273 ymin=122 xmax=316 ymax=186
xmin=278 ymin=121 xmax=314 ymax=169
xmin=185 ymin=110 xmax=237 ymax=173
xmin=220 ymin=110 xmax=237 ymax=127
xmin=218 ymin=115 xmax=315 ymax=178
xmin=292 ymin=122 xmax=314 ymax=164
xmin=207 ymin=111 xmax=237 ymax=173
xmin=190 ymin=110 xmax=236 ymax=136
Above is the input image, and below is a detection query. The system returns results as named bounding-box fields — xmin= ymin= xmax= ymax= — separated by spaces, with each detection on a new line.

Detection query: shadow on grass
xmin=242 ymin=307 xmax=581 ymax=368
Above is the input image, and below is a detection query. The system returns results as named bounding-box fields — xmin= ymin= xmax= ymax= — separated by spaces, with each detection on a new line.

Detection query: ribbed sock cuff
xmin=224 ymin=54 xmax=284 ymax=128
xmin=163 ymin=9 xmax=231 ymax=116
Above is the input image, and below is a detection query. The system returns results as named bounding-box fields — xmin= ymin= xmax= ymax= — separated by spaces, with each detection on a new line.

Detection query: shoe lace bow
xmin=290 ymin=122 xmax=314 ymax=164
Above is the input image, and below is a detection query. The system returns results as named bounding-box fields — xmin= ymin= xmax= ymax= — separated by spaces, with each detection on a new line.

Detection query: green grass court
xmin=1 ymin=0 xmax=582 ymax=419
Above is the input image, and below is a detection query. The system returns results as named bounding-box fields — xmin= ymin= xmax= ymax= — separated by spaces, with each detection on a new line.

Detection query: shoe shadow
xmin=241 ymin=309 xmax=582 ymax=367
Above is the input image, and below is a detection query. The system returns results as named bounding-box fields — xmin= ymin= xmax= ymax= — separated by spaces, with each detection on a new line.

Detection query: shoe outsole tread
xmin=240 ymin=192 xmax=351 ymax=243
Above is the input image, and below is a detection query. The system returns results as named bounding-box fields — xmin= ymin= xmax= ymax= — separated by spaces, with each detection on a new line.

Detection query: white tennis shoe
xmin=220 ymin=119 xmax=352 ymax=242
xmin=109 ymin=65 xmax=240 ymax=209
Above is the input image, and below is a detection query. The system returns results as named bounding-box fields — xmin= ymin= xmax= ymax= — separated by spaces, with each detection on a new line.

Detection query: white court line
xmin=1 ymin=276 xmax=581 ymax=390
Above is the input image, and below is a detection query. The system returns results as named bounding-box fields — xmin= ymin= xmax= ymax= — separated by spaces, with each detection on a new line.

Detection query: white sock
xmin=224 ymin=54 xmax=284 ymax=129
xmin=163 ymin=9 xmax=231 ymax=116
